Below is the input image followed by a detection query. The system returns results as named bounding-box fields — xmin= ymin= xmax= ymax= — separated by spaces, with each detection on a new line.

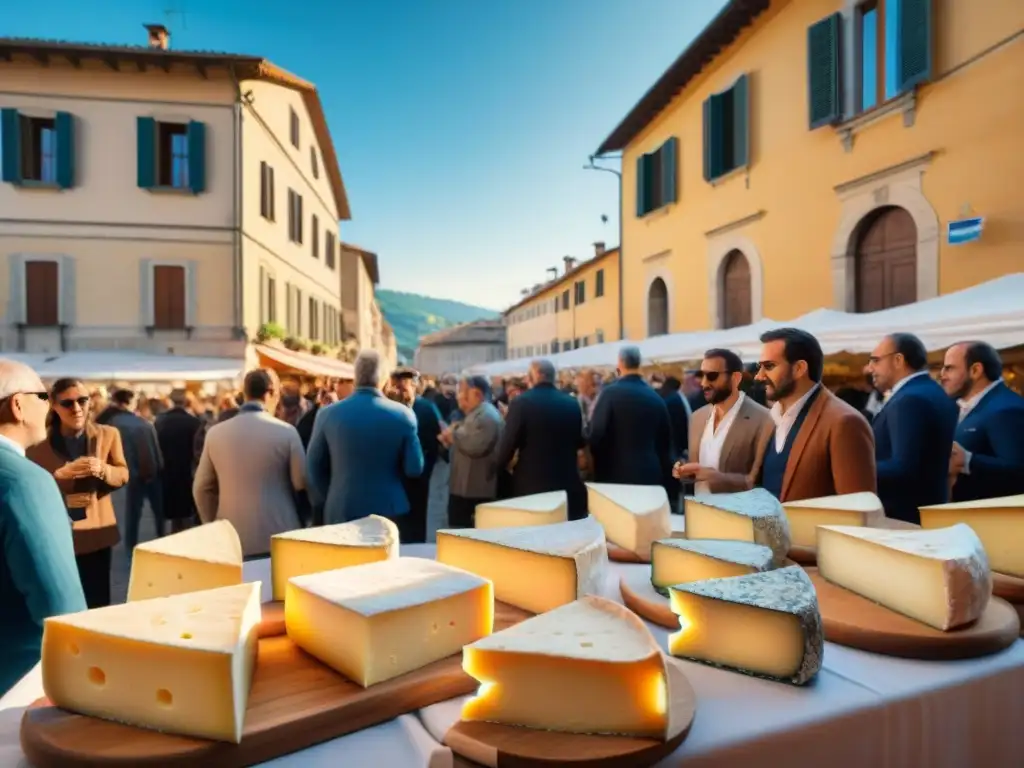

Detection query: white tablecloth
xmin=3 ymin=543 xmax=1023 ymax=767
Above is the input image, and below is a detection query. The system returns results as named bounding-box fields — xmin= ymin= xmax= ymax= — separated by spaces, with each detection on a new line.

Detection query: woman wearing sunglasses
xmin=27 ymin=378 xmax=129 ymax=608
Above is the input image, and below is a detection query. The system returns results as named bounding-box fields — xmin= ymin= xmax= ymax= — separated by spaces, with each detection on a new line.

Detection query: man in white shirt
xmin=672 ymin=348 xmax=772 ymax=494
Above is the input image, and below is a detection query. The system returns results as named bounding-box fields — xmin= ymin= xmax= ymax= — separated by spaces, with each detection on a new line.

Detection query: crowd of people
xmin=2 ymin=327 xmax=1023 ymax=697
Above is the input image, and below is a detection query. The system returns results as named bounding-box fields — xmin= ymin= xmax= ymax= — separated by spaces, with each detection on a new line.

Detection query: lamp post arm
xmin=582 ymin=161 xmax=625 ymax=341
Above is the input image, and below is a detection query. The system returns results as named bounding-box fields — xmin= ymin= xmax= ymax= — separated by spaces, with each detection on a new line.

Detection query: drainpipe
xmin=229 ymin=66 xmax=245 ymax=342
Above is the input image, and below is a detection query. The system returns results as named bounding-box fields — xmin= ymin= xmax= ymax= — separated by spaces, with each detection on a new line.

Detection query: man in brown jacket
xmin=752 ymin=327 xmax=876 ymax=501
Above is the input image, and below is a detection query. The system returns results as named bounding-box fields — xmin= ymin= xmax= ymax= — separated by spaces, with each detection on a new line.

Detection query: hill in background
xmin=376 ymin=289 xmax=499 ymax=361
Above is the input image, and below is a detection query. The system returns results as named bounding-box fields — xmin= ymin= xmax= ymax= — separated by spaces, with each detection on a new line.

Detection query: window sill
xmin=17 ymin=323 xmax=68 ymax=330
xmin=835 ymin=90 xmax=917 ymax=152
xmin=145 ymin=325 xmax=195 ymax=339
xmin=11 ymin=180 xmax=63 ymax=191
xmin=638 ymin=205 xmax=673 ymax=224
xmin=146 ymin=185 xmax=196 ymax=195
xmin=707 ymin=164 xmax=749 ymax=188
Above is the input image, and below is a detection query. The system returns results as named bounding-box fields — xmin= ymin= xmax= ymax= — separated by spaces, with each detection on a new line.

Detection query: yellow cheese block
xmin=586 ymin=482 xmax=671 ymax=559
xmin=816 ymin=523 xmax=992 ymax=630
xmin=651 ymin=538 xmax=774 ymax=595
xmin=685 ymin=489 xmax=791 ymax=565
xmin=285 ymin=558 xmax=492 ymax=687
xmin=463 ymin=595 xmax=683 ymax=738
xmin=127 ymin=519 xmax=243 ymax=602
xmin=668 ymin=566 xmax=822 ymax=685
xmin=919 ymin=494 xmax=1024 ymax=578
xmin=782 ymin=492 xmax=885 ymax=548
xmin=270 ymin=514 xmax=398 ymax=600
xmin=435 ymin=517 xmax=607 ymax=614
xmin=475 ymin=491 xmax=568 ymax=529
xmin=42 ymin=582 xmax=261 ymax=743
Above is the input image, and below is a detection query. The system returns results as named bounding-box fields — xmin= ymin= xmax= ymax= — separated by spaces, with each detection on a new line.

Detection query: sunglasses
xmin=699 ymin=370 xmax=741 ymax=382
xmin=57 ymin=396 xmax=90 ymax=409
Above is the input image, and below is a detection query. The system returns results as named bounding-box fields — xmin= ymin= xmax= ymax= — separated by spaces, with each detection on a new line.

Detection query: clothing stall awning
xmin=255 ymin=344 xmax=355 ymax=379
xmin=2 ymin=351 xmax=246 ymax=382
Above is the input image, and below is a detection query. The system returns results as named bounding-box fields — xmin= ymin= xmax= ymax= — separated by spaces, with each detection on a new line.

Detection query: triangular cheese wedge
xmin=817 ymin=523 xmax=991 ymax=630
xmin=782 ymin=492 xmax=885 ymax=548
xmin=475 ymin=491 xmax=568 ymax=529
xmin=128 ymin=519 xmax=243 ymax=602
xmin=270 ymin=515 xmax=399 ymax=600
xmin=669 ymin=566 xmax=822 ymax=685
xmin=462 ymin=595 xmax=684 ymax=738
xmin=586 ymin=482 xmax=671 ymax=559
xmin=651 ymin=538 xmax=774 ymax=595
xmin=436 ymin=517 xmax=607 ymax=614
xmin=920 ymin=495 xmax=1024 ymax=578
xmin=42 ymin=582 xmax=262 ymax=743
xmin=685 ymin=488 xmax=790 ymax=565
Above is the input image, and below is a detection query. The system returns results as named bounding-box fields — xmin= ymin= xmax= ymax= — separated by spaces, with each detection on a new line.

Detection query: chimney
xmin=532 ymin=283 xmax=542 ymax=292
xmin=144 ymin=23 xmax=170 ymax=51
xmin=593 ymin=241 xmax=606 ymax=257
xmin=520 ymin=288 xmax=531 ymax=297
xmin=563 ymin=255 xmax=577 ymax=274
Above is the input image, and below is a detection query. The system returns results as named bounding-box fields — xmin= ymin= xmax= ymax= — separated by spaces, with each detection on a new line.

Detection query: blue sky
xmin=8 ymin=0 xmax=727 ymax=310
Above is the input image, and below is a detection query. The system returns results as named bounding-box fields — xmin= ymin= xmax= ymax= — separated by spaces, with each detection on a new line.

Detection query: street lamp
xmin=583 ymin=155 xmax=623 ymax=341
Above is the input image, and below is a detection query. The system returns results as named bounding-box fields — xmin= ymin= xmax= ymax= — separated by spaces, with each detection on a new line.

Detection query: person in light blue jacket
xmin=307 ymin=350 xmax=424 ymax=540
xmin=0 ymin=359 xmax=86 ymax=695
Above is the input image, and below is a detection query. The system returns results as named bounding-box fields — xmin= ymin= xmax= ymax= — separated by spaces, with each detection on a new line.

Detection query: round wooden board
xmin=444 ymin=658 xmax=695 ymax=768
xmin=21 ymin=601 xmax=533 ymax=768
xmin=806 ymin=568 xmax=1021 ymax=660
xmin=606 ymin=517 xmax=686 ymax=564
xmin=786 ymin=516 xmax=920 ymax=567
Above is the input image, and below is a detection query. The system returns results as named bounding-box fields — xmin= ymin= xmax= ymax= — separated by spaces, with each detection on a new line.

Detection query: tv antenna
xmin=163 ymin=0 xmax=188 ymax=30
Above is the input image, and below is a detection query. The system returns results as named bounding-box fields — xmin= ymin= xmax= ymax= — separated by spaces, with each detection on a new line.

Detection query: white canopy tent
xmin=0 ymin=351 xmax=245 ymax=383
xmin=468 ymin=273 xmax=1024 ymax=376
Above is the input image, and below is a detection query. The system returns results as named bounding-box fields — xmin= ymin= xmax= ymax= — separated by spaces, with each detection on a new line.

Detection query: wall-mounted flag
xmin=947 ymin=217 xmax=984 ymax=245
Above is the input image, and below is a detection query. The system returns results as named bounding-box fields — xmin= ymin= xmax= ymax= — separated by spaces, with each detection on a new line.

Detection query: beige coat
xmin=688 ymin=396 xmax=773 ymax=493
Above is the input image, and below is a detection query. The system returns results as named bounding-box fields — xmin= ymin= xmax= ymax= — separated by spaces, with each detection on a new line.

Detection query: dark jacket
xmin=953 ymin=382 xmax=1024 ymax=501
xmin=412 ymin=396 xmax=443 ymax=471
xmin=155 ymin=407 xmax=203 ymax=521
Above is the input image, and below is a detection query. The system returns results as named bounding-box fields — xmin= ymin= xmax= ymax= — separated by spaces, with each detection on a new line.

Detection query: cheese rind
xmin=920 ymin=494 xmax=1024 ymax=578
xmin=475 ymin=491 xmax=568 ymax=529
xmin=285 ymin=558 xmax=492 ymax=687
xmin=685 ymin=489 xmax=791 ymax=565
xmin=586 ymin=483 xmax=672 ymax=559
xmin=127 ymin=519 xmax=243 ymax=602
xmin=462 ymin=595 xmax=681 ymax=738
xmin=816 ymin=523 xmax=992 ymax=630
xmin=782 ymin=492 xmax=885 ymax=549
xmin=435 ymin=518 xmax=607 ymax=614
xmin=42 ymin=583 xmax=261 ymax=743
xmin=651 ymin=538 xmax=775 ymax=596
xmin=270 ymin=515 xmax=399 ymax=600
xmin=668 ymin=566 xmax=822 ymax=685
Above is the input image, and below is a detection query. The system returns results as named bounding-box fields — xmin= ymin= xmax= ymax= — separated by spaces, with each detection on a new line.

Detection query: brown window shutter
xmin=153 ymin=265 xmax=186 ymax=330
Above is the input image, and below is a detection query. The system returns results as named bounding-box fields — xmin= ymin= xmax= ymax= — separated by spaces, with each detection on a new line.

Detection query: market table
xmin=3 ymin=544 xmax=1023 ymax=767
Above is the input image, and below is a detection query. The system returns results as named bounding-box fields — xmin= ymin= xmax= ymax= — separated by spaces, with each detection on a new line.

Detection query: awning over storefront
xmin=255 ymin=344 xmax=355 ymax=379
xmin=0 ymin=351 xmax=245 ymax=382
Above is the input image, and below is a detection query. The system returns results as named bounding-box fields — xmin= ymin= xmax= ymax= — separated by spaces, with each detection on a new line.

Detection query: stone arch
xmin=646 ymin=275 xmax=670 ymax=337
xmin=706 ymin=234 xmax=765 ymax=329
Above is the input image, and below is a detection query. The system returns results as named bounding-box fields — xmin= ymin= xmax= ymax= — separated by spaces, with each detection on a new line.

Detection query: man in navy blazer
xmin=307 ymin=350 xmax=424 ymax=537
xmin=867 ymin=333 xmax=957 ymax=524
xmin=940 ymin=341 xmax=1024 ymax=501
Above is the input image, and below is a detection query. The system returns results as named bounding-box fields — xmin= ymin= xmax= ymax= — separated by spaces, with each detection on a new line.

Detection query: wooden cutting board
xmin=787 ymin=516 xmax=919 ymax=566
xmin=806 ymin=568 xmax=1020 ymax=660
xmin=257 ymin=601 xmax=285 ymax=638
xmin=444 ymin=658 xmax=696 ymax=768
xmin=21 ymin=601 xmax=532 ymax=768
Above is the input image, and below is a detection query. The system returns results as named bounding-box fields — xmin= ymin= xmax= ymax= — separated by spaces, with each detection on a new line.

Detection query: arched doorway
xmin=647 ymin=278 xmax=668 ymax=337
xmin=721 ymin=250 xmax=752 ymax=328
xmin=854 ymin=206 xmax=918 ymax=312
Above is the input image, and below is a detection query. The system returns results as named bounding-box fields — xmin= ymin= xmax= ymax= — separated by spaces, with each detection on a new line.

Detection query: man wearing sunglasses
xmin=0 ymin=359 xmax=86 ymax=696
xmin=672 ymin=348 xmax=772 ymax=493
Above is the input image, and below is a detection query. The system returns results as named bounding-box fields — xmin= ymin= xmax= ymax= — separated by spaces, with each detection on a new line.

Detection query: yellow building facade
xmin=597 ymin=0 xmax=1024 ymax=339
xmin=504 ymin=244 xmax=620 ymax=359
xmin=0 ymin=27 xmax=348 ymax=358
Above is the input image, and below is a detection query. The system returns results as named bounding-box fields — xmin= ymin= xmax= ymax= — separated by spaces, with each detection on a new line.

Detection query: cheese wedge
xmin=669 ymin=566 xmax=822 ymax=685
xmin=270 ymin=515 xmax=399 ymax=600
xmin=685 ymin=489 xmax=791 ymax=565
xmin=475 ymin=491 xmax=568 ymax=529
xmin=127 ymin=519 xmax=243 ymax=602
xmin=462 ymin=595 xmax=683 ymax=738
xmin=435 ymin=517 xmax=607 ymax=614
xmin=782 ymin=492 xmax=885 ymax=549
xmin=920 ymin=495 xmax=1024 ymax=578
xmin=586 ymin=483 xmax=672 ymax=559
xmin=816 ymin=523 xmax=992 ymax=630
xmin=42 ymin=582 xmax=261 ymax=743
xmin=651 ymin=538 xmax=775 ymax=596
xmin=285 ymin=558 xmax=492 ymax=687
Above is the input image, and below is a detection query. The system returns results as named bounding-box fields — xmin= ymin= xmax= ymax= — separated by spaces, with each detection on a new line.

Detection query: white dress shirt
xmin=955 ymin=379 xmax=1003 ymax=474
xmin=880 ymin=370 xmax=929 ymax=408
xmin=770 ymin=384 xmax=821 ymax=453
xmin=696 ymin=393 xmax=745 ymax=494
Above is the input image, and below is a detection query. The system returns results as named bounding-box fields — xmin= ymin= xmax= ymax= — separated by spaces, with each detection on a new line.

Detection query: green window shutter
xmin=897 ymin=0 xmax=932 ymax=91
xmin=635 ymin=154 xmax=648 ymax=216
xmin=807 ymin=13 xmax=843 ymax=129
xmin=661 ymin=137 xmax=678 ymax=205
xmin=1 ymin=108 xmax=22 ymax=184
xmin=732 ymin=75 xmax=750 ymax=169
xmin=137 ymin=116 xmax=156 ymax=189
xmin=187 ymin=120 xmax=206 ymax=194
xmin=702 ymin=98 xmax=712 ymax=181
xmin=708 ymin=93 xmax=726 ymax=180
xmin=55 ymin=111 xmax=75 ymax=189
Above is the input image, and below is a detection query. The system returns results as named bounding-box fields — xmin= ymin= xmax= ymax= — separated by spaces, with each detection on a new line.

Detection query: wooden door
xmin=721 ymin=250 xmax=752 ymax=328
xmin=648 ymin=278 xmax=668 ymax=336
xmin=855 ymin=207 xmax=917 ymax=312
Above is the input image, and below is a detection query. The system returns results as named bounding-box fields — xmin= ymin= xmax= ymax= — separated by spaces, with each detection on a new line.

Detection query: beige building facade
xmin=414 ymin=320 xmax=506 ymax=376
xmin=0 ymin=27 xmax=349 ymax=360
xmin=339 ymin=242 xmax=379 ymax=352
